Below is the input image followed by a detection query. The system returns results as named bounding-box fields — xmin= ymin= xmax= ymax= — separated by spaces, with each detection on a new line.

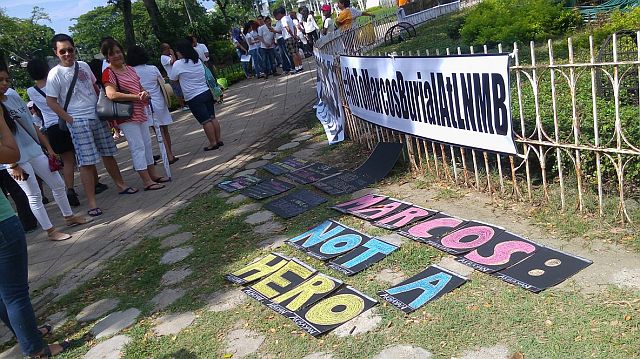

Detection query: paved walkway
xmin=23 ymin=59 xmax=318 ymax=303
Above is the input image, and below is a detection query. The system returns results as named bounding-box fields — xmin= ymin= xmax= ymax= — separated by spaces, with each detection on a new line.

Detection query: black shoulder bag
xmin=58 ymin=61 xmax=79 ymax=131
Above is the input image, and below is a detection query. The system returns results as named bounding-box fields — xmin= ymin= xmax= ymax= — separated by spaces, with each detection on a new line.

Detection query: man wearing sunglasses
xmin=46 ymin=34 xmax=133 ymax=217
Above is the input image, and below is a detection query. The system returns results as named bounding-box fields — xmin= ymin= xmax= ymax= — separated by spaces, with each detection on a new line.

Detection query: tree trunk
xmin=215 ymin=0 xmax=231 ymax=27
xmin=121 ymin=0 xmax=136 ymax=48
xmin=142 ymin=0 xmax=165 ymax=42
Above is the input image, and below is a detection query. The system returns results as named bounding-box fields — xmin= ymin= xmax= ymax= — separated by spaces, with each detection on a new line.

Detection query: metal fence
xmin=315 ymin=2 xmax=640 ymax=222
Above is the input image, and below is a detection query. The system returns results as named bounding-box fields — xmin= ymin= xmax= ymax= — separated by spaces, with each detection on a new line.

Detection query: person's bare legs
xmin=60 ymin=151 xmax=75 ymax=189
xmin=80 ymin=165 xmax=97 ymax=209
xmin=101 ymin=156 xmax=129 ymax=192
xmin=202 ymin=121 xmax=219 ymax=148
xmin=137 ymin=169 xmax=159 ymax=188
xmin=160 ymin=125 xmax=175 ymax=160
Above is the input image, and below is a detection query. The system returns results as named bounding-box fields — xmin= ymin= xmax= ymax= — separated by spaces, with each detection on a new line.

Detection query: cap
xmin=321 ymin=4 xmax=331 ymax=11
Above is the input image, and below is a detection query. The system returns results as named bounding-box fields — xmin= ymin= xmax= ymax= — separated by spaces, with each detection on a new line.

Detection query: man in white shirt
xmin=160 ymin=43 xmax=188 ymax=111
xmin=190 ymin=35 xmax=210 ymax=66
xmin=45 ymin=34 xmax=132 ymax=216
xmin=321 ymin=5 xmax=335 ymax=37
xmin=274 ymin=8 xmax=303 ymax=73
xmin=258 ymin=16 xmax=280 ymax=78
xmin=272 ymin=10 xmax=293 ymax=74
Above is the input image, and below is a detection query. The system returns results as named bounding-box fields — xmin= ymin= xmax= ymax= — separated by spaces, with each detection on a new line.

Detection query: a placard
xmin=225 ymin=253 xmax=290 ymax=285
xmin=378 ymin=265 xmax=467 ymax=313
xmin=348 ymin=198 xmax=412 ymax=221
xmin=330 ymin=193 xmax=388 ymax=214
xmin=397 ymin=212 xmax=466 ymax=243
xmin=327 ymin=237 xmax=398 ymax=276
xmin=286 ymin=220 xmax=350 ymax=251
xmin=313 ymin=171 xmax=373 ymax=195
xmin=242 ymin=258 xmax=317 ymax=303
xmin=373 ymin=205 xmax=438 ymax=230
xmin=304 ymin=226 xmax=374 ymax=261
xmin=284 ymin=163 xmax=341 ymax=184
xmin=265 ymin=190 xmax=328 ymax=218
xmin=353 ymin=142 xmax=403 ymax=183
xmin=456 ymin=231 xmax=539 ymax=273
xmin=241 ymin=178 xmax=296 ymax=199
xmin=426 ymin=220 xmax=505 ymax=255
xmin=493 ymin=246 xmax=592 ymax=293
xmin=262 ymin=157 xmax=312 ymax=176
xmin=217 ymin=175 xmax=264 ymax=192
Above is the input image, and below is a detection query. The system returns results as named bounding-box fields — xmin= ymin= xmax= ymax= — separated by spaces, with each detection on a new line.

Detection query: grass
xmin=4 ymin=110 xmax=636 ymax=359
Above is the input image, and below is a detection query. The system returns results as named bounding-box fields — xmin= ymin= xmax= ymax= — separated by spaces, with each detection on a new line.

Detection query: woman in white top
xmin=170 ymin=39 xmax=223 ymax=151
xmin=245 ymin=21 xmax=263 ymax=77
xmin=127 ymin=45 xmax=178 ymax=164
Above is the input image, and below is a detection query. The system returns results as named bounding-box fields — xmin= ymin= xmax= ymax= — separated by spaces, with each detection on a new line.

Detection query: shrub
xmin=460 ymin=0 xmax=582 ymax=46
xmin=574 ymin=7 xmax=640 ymax=49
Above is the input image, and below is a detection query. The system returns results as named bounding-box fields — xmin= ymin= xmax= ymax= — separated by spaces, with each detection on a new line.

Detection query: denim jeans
xmin=236 ymin=49 xmax=250 ymax=78
xmin=259 ymin=47 xmax=277 ymax=75
xmin=248 ymin=48 xmax=262 ymax=76
xmin=277 ymin=37 xmax=292 ymax=73
xmin=0 ymin=216 xmax=44 ymax=356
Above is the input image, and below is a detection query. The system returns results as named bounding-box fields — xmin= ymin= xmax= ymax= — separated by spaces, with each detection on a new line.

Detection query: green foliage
xmin=574 ymin=7 xmax=640 ymax=49
xmin=460 ymin=0 xmax=582 ymax=46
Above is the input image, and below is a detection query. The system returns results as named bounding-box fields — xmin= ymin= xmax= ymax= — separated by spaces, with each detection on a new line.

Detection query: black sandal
xmin=31 ymin=340 xmax=72 ymax=358
xmin=38 ymin=324 xmax=52 ymax=337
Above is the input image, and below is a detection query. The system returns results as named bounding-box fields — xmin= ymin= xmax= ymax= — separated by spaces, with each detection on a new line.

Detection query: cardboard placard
xmin=286 ymin=220 xmax=348 ymax=251
xmin=426 ymin=220 xmax=505 ymax=255
xmin=456 ymin=231 xmax=540 ymax=273
xmin=373 ymin=205 xmax=438 ymax=230
xmin=262 ymin=157 xmax=312 ymax=176
xmin=304 ymin=225 xmax=374 ymax=261
xmin=291 ymin=285 xmax=378 ymax=337
xmin=313 ymin=171 xmax=373 ymax=195
xmin=285 ymin=163 xmax=341 ymax=184
xmin=378 ymin=265 xmax=468 ymax=313
xmin=265 ymin=190 xmax=328 ymax=218
xmin=217 ymin=175 xmax=264 ymax=192
xmin=242 ymin=258 xmax=317 ymax=304
xmin=225 ymin=253 xmax=290 ymax=285
xmin=492 ymin=246 xmax=592 ymax=293
xmin=327 ymin=237 xmax=399 ymax=276
xmin=330 ymin=193 xmax=389 ymax=214
xmin=397 ymin=212 xmax=466 ymax=243
xmin=353 ymin=142 xmax=403 ymax=183
xmin=348 ymin=198 xmax=413 ymax=221
xmin=241 ymin=178 xmax=295 ymax=199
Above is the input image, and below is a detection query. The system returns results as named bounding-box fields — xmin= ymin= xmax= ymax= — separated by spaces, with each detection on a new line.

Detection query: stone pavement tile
xmin=332 ymin=308 xmax=382 ymax=337
xmin=233 ymin=169 xmax=257 ymax=177
xmin=160 ymin=246 xmax=194 ymax=265
xmin=152 ymin=288 xmax=186 ymax=312
xmin=253 ymin=222 xmax=285 ymax=235
xmin=302 ymin=353 xmax=335 ymax=359
xmin=84 ymin=335 xmax=131 ymax=359
xmin=149 ymin=224 xmax=181 ymax=238
xmin=374 ymin=268 xmax=407 ymax=286
xmin=46 ymin=310 xmax=69 ymax=330
xmin=277 ymin=142 xmax=300 ymax=151
xmin=379 ymin=233 xmax=408 ymax=247
xmin=290 ymin=148 xmax=318 ymax=160
xmin=292 ymin=134 xmax=313 ymax=142
xmin=91 ymin=308 xmax=140 ymax=339
xmin=217 ymin=190 xmax=234 ymax=198
xmin=207 ymin=288 xmax=247 ymax=312
xmin=372 ymin=345 xmax=434 ymax=359
xmin=161 ymin=267 xmax=192 ymax=287
xmin=244 ymin=211 xmax=274 ymax=225
xmin=153 ymin=312 xmax=196 ymax=336
xmin=256 ymin=235 xmax=288 ymax=250
xmin=457 ymin=345 xmax=511 ymax=359
xmin=261 ymin=152 xmax=278 ymax=160
xmin=76 ymin=298 xmax=120 ymax=323
xmin=437 ymin=256 xmax=474 ymax=278
xmin=232 ymin=203 xmax=262 ymax=216
xmin=226 ymin=194 xmax=248 ymax=205
xmin=160 ymin=232 xmax=193 ymax=249
xmin=245 ymin=160 xmax=270 ymax=170
xmin=224 ymin=329 xmax=265 ymax=359
xmin=0 ymin=345 xmax=20 ymax=359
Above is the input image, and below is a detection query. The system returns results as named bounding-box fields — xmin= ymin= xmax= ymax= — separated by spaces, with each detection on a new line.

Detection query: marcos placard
xmin=340 ymin=55 xmax=517 ymax=154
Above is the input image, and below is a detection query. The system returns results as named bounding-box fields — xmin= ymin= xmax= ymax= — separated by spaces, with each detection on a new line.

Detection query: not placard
xmin=378 ymin=265 xmax=468 ymax=313
xmin=241 ymin=178 xmax=296 ymax=199
xmin=217 ymin=175 xmax=264 ymax=192
xmin=304 ymin=225 xmax=374 ymax=261
xmin=262 ymin=157 xmax=312 ymax=176
xmin=426 ymin=220 xmax=505 ymax=255
xmin=313 ymin=171 xmax=373 ymax=195
xmin=348 ymin=198 xmax=413 ymax=221
xmin=265 ymin=190 xmax=328 ymax=218
xmin=456 ymin=231 xmax=540 ymax=273
xmin=284 ymin=162 xmax=341 ymax=184
xmin=291 ymin=285 xmax=378 ymax=337
xmin=330 ymin=193 xmax=389 ymax=214
xmin=225 ymin=253 xmax=290 ymax=285
xmin=373 ymin=205 xmax=438 ymax=230
xmin=327 ymin=237 xmax=398 ymax=276
xmin=397 ymin=212 xmax=466 ymax=243
xmin=492 ymin=246 xmax=592 ymax=293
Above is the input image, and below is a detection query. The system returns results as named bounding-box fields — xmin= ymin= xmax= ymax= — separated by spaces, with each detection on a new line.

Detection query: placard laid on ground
xmin=315 ymin=49 xmax=346 ymax=145
xmin=224 ymin=252 xmax=290 ymax=285
xmin=492 ymin=246 xmax=592 ymax=293
xmin=426 ymin=220 xmax=505 ymax=255
xmin=242 ymin=258 xmax=317 ymax=304
xmin=217 ymin=175 xmax=264 ymax=193
xmin=313 ymin=171 xmax=373 ymax=195
xmin=456 ymin=231 xmax=540 ymax=273
xmin=348 ymin=198 xmax=413 ymax=221
xmin=327 ymin=237 xmax=398 ymax=276
xmin=397 ymin=212 xmax=467 ymax=244
xmin=353 ymin=142 xmax=403 ymax=182
xmin=284 ymin=162 xmax=341 ymax=184
xmin=378 ymin=265 xmax=468 ymax=313
xmin=340 ymin=55 xmax=517 ymax=154
xmin=373 ymin=205 xmax=438 ymax=230
xmin=262 ymin=157 xmax=312 ymax=176
xmin=241 ymin=178 xmax=296 ymax=199
xmin=331 ymin=193 xmax=389 ymax=213
xmin=265 ymin=189 xmax=328 ymax=218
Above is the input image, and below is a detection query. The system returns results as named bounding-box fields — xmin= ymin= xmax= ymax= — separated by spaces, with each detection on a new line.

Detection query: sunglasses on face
xmin=58 ymin=48 xmax=75 ymax=55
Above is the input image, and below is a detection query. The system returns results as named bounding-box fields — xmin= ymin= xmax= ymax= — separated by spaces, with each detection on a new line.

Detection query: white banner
xmin=315 ymin=49 xmax=345 ymax=145
xmin=340 ymin=55 xmax=517 ymax=154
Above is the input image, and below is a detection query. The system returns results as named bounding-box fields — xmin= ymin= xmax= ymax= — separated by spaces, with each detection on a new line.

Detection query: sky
xmin=1 ymin=0 xmax=214 ymax=35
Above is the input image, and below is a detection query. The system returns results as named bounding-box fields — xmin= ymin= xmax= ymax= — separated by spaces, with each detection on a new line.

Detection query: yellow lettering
xmin=304 ymin=294 xmax=365 ymax=326
xmin=230 ymin=254 xmax=288 ymax=283
xmin=272 ymin=274 xmax=337 ymax=311
xmin=252 ymin=260 xmax=315 ymax=298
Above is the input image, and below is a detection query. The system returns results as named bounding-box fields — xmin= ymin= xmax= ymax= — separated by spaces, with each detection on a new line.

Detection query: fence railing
xmin=315 ymin=2 xmax=640 ymax=222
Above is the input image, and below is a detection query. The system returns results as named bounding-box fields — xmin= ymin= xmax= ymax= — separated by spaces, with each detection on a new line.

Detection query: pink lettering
xmin=465 ymin=240 xmax=536 ymax=266
xmin=376 ymin=207 xmax=432 ymax=227
xmin=407 ymin=218 xmax=464 ymax=239
xmin=352 ymin=202 xmax=404 ymax=220
xmin=335 ymin=194 xmax=387 ymax=212
xmin=440 ymin=226 xmax=495 ymax=249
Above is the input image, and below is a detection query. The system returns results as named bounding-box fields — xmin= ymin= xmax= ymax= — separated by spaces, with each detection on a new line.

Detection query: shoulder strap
xmin=34 ymin=86 xmax=46 ymax=98
xmin=107 ymin=67 xmax=126 ymax=93
xmin=63 ymin=62 xmax=79 ymax=111
xmin=14 ymin=116 xmax=40 ymax=145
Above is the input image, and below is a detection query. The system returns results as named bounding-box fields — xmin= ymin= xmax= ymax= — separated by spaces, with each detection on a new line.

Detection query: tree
xmin=109 ymin=0 xmax=136 ymax=48
xmin=142 ymin=0 xmax=166 ymax=42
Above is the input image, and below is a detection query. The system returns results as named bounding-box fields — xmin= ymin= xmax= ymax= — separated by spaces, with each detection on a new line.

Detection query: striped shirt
xmin=102 ymin=65 xmax=148 ymax=123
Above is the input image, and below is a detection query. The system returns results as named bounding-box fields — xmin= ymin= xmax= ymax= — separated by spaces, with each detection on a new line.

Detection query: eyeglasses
xmin=58 ymin=47 xmax=75 ymax=55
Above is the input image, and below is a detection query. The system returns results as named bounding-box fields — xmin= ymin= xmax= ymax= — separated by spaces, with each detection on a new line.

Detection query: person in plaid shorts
xmin=46 ymin=34 xmax=134 ymax=217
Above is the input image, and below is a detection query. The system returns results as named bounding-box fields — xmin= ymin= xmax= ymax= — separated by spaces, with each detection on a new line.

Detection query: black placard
xmin=348 ymin=198 xmax=412 ymax=221
xmin=427 ymin=220 xmax=505 ymax=255
xmin=373 ymin=205 xmax=438 ymax=230
xmin=265 ymin=190 xmax=328 ymax=218
xmin=330 ymin=193 xmax=388 ymax=214
xmin=397 ymin=212 xmax=467 ymax=244
xmin=456 ymin=231 xmax=540 ymax=273
xmin=304 ymin=226 xmax=373 ymax=261
xmin=492 ymin=246 xmax=592 ymax=293
xmin=291 ymin=285 xmax=378 ymax=337
xmin=286 ymin=220 xmax=349 ymax=252
xmin=241 ymin=178 xmax=296 ymax=199
xmin=313 ymin=171 xmax=373 ymax=195
xmin=327 ymin=237 xmax=398 ymax=276
xmin=285 ymin=163 xmax=341 ymax=184
xmin=242 ymin=258 xmax=317 ymax=304
xmin=377 ymin=265 xmax=468 ymax=313
xmin=217 ymin=175 xmax=264 ymax=192
xmin=353 ymin=142 xmax=403 ymax=183
xmin=262 ymin=157 xmax=312 ymax=175
xmin=225 ymin=253 xmax=290 ymax=285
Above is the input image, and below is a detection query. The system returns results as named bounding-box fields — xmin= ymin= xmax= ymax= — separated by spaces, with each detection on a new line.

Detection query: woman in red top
xmin=101 ymin=39 xmax=168 ymax=191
